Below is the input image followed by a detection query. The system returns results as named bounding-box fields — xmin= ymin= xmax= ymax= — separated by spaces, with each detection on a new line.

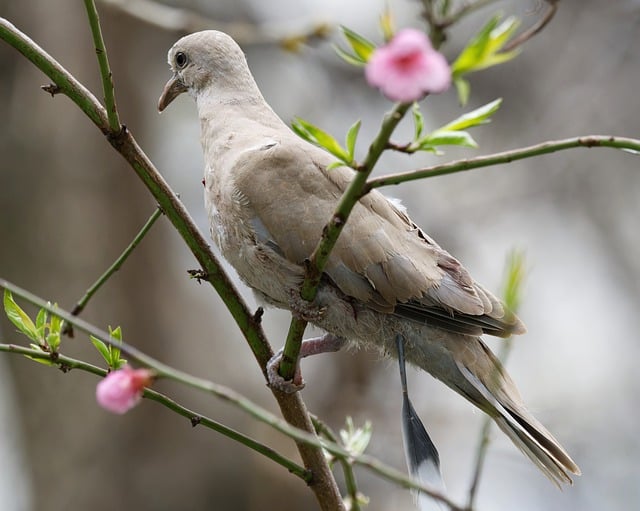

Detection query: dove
xmin=158 ymin=30 xmax=580 ymax=485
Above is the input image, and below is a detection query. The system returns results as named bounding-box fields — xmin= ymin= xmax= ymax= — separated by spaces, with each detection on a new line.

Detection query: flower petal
xmin=365 ymin=28 xmax=451 ymax=102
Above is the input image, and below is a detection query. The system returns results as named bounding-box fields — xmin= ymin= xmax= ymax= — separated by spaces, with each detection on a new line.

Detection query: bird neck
xmin=195 ymin=87 xmax=289 ymax=142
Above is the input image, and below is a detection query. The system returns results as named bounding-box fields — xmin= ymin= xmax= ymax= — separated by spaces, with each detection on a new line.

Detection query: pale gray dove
xmin=158 ymin=30 xmax=580 ymax=485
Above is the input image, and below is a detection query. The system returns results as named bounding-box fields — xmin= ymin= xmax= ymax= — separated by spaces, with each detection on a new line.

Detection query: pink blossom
xmin=96 ymin=366 xmax=154 ymax=414
xmin=365 ymin=29 xmax=451 ymax=102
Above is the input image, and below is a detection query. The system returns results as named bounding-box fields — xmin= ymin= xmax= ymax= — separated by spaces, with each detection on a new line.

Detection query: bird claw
xmin=266 ymin=349 xmax=305 ymax=394
xmin=288 ymin=289 xmax=326 ymax=322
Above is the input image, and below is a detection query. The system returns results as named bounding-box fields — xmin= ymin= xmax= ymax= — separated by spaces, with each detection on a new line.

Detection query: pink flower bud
xmin=365 ymin=29 xmax=451 ymax=102
xmin=96 ymin=366 xmax=154 ymax=414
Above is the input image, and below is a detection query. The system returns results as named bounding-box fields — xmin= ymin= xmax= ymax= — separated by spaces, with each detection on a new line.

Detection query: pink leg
xmin=266 ymin=334 xmax=346 ymax=393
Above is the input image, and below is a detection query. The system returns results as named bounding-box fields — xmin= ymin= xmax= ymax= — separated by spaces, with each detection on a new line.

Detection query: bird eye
xmin=175 ymin=51 xmax=188 ymax=69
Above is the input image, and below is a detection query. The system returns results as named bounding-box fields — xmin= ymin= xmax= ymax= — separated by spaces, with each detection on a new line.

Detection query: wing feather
xmin=233 ymin=137 xmax=524 ymax=336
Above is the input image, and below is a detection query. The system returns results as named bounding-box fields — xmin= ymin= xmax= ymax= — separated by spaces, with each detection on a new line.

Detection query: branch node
xmin=41 ymin=83 xmax=61 ymax=97
xmin=187 ymin=269 xmax=209 ymax=283
xmin=253 ymin=306 xmax=265 ymax=324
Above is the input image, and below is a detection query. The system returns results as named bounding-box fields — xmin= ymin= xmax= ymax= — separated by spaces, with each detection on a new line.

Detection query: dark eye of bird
xmin=175 ymin=51 xmax=188 ymax=68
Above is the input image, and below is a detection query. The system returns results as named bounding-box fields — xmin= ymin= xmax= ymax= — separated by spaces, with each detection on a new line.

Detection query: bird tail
xmin=455 ymin=345 xmax=581 ymax=486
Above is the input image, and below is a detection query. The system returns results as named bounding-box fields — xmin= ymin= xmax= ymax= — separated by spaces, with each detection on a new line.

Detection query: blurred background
xmin=1 ymin=0 xmax=639 ymax=510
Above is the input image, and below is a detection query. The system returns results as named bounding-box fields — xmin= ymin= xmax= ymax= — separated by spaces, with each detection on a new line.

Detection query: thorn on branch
xmin=41 ymin=83 xmax=61 ymax=97
xmin=187 ymin=269 xmax=209 ymax=283
xmin=253 ymin=306 xmax=265 ymax=324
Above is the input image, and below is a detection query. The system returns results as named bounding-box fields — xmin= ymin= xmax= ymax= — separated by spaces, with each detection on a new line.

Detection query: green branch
xmin=365 ymin=135 xmax=640 ymax=192
xmin=67 ymin=207 xmax=163 ymax=330
xmin=0 ymin=342 xmax=310 ymax=482
xmin=0 ymin=278 xmax=462 ymax=509
xmin=466 ymin=250 xmax=525 ymax=510
xmin=83 ymin=0 xmax=120 ymax=131
xmin=0 ymin=17 xmax=270 ymax=374
xmin=313 ymin=416 xmax=363 ymax=511
xmin=0 ymin=20 xmax=342 ymax=509
xmin=0 ymin=18 xmax=107 ymax=128
xmin=279 ymin=102 xmax=411 ymax=380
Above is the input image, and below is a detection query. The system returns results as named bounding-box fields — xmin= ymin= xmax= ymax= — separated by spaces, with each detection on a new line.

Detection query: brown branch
xmin=98 ymin=0 xmax=332 ymax=49
xmin=0 ymin=16 xmax=343 ymax=510
xmin=502 ymin=0 xmax=559 ymax=52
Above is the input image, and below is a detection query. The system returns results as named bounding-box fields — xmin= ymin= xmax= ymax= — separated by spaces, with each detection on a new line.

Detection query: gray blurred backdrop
xmin=1 ymin=1 xmax=639 ymax=510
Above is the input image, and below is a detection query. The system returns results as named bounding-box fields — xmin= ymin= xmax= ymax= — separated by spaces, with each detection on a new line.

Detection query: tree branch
xmin=1 ymin=278 xmax=463 ymax=509
xmin=98 ymin=0 xmax=332 ymax=49
xmin=64 ymin=207 xmax=163 ymax=336
xmin=279 ymin=102 xmax=411 ymax=381
xmin=0 ymin=16 xmax=342 ymax=510
xmin=502 ymin=0 xmax=559 ymax=52
xmin=83 ymin=0 xmax=121 ymax=131
xmin=0 ymin=342 xmax=310 ymax=482
xmin=364 ymin=135 xmax=640 ymax=192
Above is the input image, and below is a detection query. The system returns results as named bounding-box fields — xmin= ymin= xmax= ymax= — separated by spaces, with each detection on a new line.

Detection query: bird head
xmin=158 ymin=30 xmax=254 ymax=112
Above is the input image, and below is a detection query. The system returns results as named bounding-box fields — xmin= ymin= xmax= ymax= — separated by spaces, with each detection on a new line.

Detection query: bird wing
xmin=232 ymin=135 xmax=524 ymax=337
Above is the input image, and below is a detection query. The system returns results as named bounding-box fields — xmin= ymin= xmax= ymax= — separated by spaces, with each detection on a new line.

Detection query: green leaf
xmin=35 ymin=308 xmax=48 ymax=339
xmin=440 ymin=98 xmax=502 ymax=131
xmin=345 ymin=120 xmax=361 ymax=159
xmin=485 ymin=16 xmax=521 ymax=55
xmin=27 ymin=355 xmax=56 ymax=367
xmin=3 ymin=290 xmax=39 ymax=342
xmin=340 ymin=417 xmax=372 ymax=457
xmin=454 ymin=77 xmax=470 ymax=106
xmin=416 ymin=130 xmax=478 ymax=150
xmin=340 ymin=26 xmax=376 ymax=62
xmin=292 ymin=118 xmax=350 ymax=162
xmin=502 ymin=249 xmax=527 ymax=313
xmin=24 ymin=341 xmax=54 ymax=366
xmin=91 ymin=335 xmax=112 ymax=365
xmin=379 ymin=7 xmax=395 ymax=42
xmin=333 ymin=45 xmax=367 ymax=66
xmin=46 ymin=311 xmax=62 ymax=352
xmin=412 ymin=103 xmax=425 ymax=140
xmin=452 ymin=15 xmax=521 ymax=78
xmin=326 ymin=161 xmax=346 ymax=170
xmin=108 ymin=326 xmax=125 ymax=369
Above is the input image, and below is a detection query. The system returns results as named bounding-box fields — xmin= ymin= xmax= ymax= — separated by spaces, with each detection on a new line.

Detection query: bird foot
xmin=266 ymin=334 xmax=346 ymax=393
xmin=288 ymin=289 xmax=326 ymax=323
xmin=266 ymin=348 xmax=305 ymax=394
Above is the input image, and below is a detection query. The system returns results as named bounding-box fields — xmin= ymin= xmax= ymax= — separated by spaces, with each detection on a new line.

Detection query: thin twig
xmin=98 ymin=0 xmax=333 ymax=49
xmin=466 ymin=250 xmax=525 ymax=509
xmin=0 ymin=18 xmax=343 ymax=510
xmin=0 ymin=278 xmax=462 ymax=510
xmin=364 ymin=135 xmax=640 ymax=192
xmin=64 ymin=207 xmax=163 ymax=336
xmin=421 ymin=0 xmax=500 ymax=46
xmin=312 ymin=416 xmax=362 ymax=511
xmin=502 ymin=0 xmax=559 ymax=52
xmin=83 ymin=0 xmax=121 ymax=132
xmin=441 ymin=0 xmax=500 ymax=29
xmin=279 ymin=102 xmax=411 ymax=381
xmin=0 ymin=342 xmax=311 ymax=482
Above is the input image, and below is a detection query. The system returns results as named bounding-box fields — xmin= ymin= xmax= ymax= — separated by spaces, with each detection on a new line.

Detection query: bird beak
xmin=158 ymin=74 xmax=188 ymax=112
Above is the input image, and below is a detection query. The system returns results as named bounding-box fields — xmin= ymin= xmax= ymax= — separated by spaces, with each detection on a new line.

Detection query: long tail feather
xmin=397 ymin=335 xmax=447 ymax=511
xmin=457 ymin=361 xmax=581 ymax=485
